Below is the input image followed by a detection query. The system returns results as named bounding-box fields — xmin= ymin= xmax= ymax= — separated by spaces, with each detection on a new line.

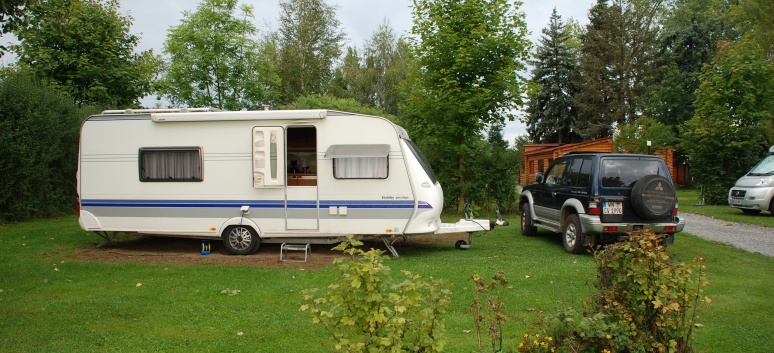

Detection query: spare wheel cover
xmin=631 ymin=175 xmax=676 ymax=220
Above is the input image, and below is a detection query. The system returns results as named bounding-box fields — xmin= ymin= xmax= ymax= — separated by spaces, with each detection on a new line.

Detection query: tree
xmin=645 ymin=0 xmax=735 ymax=133
xmin=0 ymin=0 xmax=31 ymax=56
xmin=361 ymin=21 xmax=410 ymax=115
xmin=272 ymin=0 xmax=345 ymax=104
xmin=404 ymin=0 xmax=530 ymax=212
xmin=612 ymin=117 xmax=676 ymax=154
xmin=330 ymin=21 xmax=411 ymax=116
xmin=575 ymin=0 xmax=667 ymax=139
xmin=12 ymin=0 xmax=157 ymax=107
xmin=731 ymin=0 xmax=774 ymax=59
xmin=525 ymin=8 xmax=581 ymax=144
xmin=157 ymin=0 xmax=279 ymax=110
xmin=681 ymin=38 xmax=774 ymax=204
xmin=279 ymin=94 xmax=395 ymax=119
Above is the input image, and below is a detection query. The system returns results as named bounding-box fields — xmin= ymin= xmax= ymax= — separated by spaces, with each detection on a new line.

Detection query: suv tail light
xmin=672 ymin=202 xmax=679 ymax=215
xmin=589 ymin=198 xmax=601 ymax=215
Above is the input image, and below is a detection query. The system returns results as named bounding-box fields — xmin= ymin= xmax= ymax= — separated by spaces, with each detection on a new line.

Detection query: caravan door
xmin=286 ymin=126 xmax=319 ymax=230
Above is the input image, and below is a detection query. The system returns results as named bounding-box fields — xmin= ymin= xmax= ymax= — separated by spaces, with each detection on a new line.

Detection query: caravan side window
xmin=139 ymin=147 xmax=203 ymax=182
xmin=326 ymin=144 xmax=389 ymax=179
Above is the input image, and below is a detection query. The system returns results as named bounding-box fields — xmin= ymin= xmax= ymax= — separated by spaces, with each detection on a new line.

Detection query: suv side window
xmin=565 ymin=158 xmax=591 ymax=187
xmin=544 ymin=159 xmax=568 ymax=185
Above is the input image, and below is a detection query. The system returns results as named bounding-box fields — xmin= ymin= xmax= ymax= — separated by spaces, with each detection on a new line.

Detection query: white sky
xmin=4 ymin=0 xmax=597 ymax=142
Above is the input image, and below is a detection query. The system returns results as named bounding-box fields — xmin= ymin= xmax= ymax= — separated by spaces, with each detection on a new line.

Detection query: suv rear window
xmin=601 ymin=159 xmax=663 ymax=187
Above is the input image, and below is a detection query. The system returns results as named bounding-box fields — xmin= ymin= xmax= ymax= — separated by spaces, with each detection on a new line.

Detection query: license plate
xmin=603 ymin=201 xmax=623 ymax=214
xmin=731 ymin=199 xmax=742 ymax=205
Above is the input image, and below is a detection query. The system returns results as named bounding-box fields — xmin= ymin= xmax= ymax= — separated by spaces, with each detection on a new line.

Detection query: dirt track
xmin=70 ymin=233 xmax=466 ymax=269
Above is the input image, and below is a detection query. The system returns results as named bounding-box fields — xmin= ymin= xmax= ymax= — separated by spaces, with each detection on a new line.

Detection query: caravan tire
xmin=222 ymin=226 xmax=260 ymax=255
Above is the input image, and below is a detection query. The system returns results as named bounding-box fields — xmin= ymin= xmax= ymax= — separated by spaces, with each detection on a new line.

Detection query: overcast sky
xmin=122 ymin=0 xmax=595 ymax=54
xmin=6 ymin=0 xmax=597 ymax=142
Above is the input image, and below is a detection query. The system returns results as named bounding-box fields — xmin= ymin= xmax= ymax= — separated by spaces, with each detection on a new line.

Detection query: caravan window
xmin=139 ymin=147 xmax=203 ymax=182
xmin=326 ymin=144 xmax=389 ymax=179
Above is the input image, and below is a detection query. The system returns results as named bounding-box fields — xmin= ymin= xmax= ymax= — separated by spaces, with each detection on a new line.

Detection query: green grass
xmin=678 ymin=188 xmax=774 ymax=227
xmin=1 ymin=213 xmax=772 ymax=352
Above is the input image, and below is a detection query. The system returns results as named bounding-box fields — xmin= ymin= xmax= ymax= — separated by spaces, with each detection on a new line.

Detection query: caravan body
xmin=77 ymin=109 xmax=488 ymax=255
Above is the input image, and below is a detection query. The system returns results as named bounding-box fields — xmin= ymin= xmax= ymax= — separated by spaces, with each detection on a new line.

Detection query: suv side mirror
xmin=535 ymin=173 xmax=543 ymax=183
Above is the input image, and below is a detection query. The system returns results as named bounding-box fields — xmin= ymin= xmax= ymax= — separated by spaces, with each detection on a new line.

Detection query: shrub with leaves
xmin=300 ymin=236 xmax=450 ymax=352
xmin=539 ymin=232 xmax=711 ymax=353
xmin=589 ymin=232 xmax=711 ymax=352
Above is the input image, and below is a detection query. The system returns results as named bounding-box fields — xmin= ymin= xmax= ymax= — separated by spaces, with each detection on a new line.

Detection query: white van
xmin=728 ymin=145 xmax=774 ymax=215
xmin=77 ymin=109 xmax=493 ymax=256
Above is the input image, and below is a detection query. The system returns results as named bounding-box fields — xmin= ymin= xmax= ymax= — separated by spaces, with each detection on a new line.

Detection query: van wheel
xmin=562 ymin=214 xmax=584 ymax=254
xmin=520 ymin=203 xmax=537 ymax=236
xmin=222 ymin=226 xmax=260 ymax=255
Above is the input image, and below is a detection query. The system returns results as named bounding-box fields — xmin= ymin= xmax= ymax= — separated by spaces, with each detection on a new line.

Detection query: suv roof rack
xmin=101 ymin=108 xmax=222 ymax=115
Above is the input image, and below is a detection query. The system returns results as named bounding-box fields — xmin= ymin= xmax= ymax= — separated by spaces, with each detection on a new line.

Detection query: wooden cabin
xmin=520 ymin=137 xmax=684 ymax=185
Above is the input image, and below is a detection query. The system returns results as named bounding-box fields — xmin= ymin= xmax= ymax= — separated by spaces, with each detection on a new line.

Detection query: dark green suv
xmin=519 ymin=153 xmax=685 ymax=254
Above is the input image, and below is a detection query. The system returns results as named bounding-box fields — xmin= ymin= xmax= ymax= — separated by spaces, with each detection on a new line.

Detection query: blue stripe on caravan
xmin=81 ymin=199 xmax=433 ymax=210
xmin=81 ymin=200 xmax=284 ymax=208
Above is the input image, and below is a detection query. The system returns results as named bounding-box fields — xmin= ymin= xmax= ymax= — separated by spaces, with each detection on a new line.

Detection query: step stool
xmin=280 ymin=243 xmax=310 ymax=262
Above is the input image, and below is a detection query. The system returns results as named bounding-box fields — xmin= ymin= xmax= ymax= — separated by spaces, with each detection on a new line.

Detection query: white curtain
xmin=141 ymin=150 xmax=202 ymax=180
xmin=334 ymin=157 xmax=388 ymax=179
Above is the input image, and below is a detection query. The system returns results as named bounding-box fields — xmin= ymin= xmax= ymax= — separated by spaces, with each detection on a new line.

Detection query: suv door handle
xmin=551 ymin=192 xmax=557 ymax=197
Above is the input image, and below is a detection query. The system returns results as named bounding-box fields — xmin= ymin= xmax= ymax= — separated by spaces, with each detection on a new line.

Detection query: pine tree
xmin=525 ymin=8 xmax=581 ymax=144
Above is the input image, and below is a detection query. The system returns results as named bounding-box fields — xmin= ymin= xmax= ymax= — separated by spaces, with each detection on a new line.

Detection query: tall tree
xmin=12 ymin=0 xmax=157 ymax=107
xmin=331 ymin=21 xmax=410 ymax=115
xmin=361 ymin=21 xmax=410 ymax=115
xmin=525 ymin=8 xmax=581 ymax=144
xmin=157 ymin=0 xmax=279 ymax=110
xmin=329 ymin=47 xmax=371 ymax=105
xmin=681 ymin=38 xmax=774 ymax=204
xmin=272 ymin=0 xmax=345 ymax=104
xmin=645 ymin=0 xmax=734 ymax=133
xmin=575 ymin=0 xmax=667 ymax=139
xmin=732 ymin=0 xmax=774 ymax=59
xmin=404 ymin=0 xmax=530 ymax=212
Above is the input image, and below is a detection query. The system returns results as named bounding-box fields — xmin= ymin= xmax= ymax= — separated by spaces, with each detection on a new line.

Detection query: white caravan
xmin=77 ymin=109 xmax=494 ymax=256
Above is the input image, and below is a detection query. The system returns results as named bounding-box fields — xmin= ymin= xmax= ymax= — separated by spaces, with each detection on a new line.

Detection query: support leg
xmin=380 ymin=235 xmax=400 ymax=258
xmin=95 ymin=231 xmax=120 ymax=248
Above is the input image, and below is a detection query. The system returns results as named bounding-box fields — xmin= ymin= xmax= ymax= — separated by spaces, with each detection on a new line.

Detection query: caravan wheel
xmin=222 ymin=226 xmax=261 ymax=255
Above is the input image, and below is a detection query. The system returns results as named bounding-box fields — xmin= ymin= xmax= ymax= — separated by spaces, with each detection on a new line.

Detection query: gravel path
xmin=681 ymin=213 xmax=774 ymax=257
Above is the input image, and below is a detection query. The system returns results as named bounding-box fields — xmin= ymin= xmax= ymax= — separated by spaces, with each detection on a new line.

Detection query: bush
xmin=300 ymin=236 xmax=450 ymax=352
xmin=589 ymin=233 xmax=711 ymax=352
xmin=0 ymin=70 xmax=96 ymax=222
xmin=522 ymin=232 xmax=711 ymax=353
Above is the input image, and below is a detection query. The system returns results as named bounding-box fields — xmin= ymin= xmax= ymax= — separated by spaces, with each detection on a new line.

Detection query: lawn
xmin=678 ymin=188 xmax=774 ymax=227
xmin=0 ymin=208 xmax=772 ymax=352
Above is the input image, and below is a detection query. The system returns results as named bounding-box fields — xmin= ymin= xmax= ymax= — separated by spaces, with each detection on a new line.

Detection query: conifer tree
xmin=525 ymin=8 xmax=581 ymax=144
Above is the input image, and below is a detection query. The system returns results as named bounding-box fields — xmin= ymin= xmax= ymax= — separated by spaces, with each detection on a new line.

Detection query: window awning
xmin=325 ymin=144 xmax=390 ymax=158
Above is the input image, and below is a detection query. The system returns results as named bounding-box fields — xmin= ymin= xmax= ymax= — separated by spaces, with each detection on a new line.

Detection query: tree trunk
xmin=457 ymin=152 xmax=466 ymax=213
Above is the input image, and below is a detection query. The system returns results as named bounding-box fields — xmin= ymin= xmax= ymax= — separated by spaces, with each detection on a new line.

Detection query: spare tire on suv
xmin=630 ymin=174 xmax=677 ymax=220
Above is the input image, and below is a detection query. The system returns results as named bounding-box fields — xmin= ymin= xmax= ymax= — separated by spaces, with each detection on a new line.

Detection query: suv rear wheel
xmin=562 ymin=214 xmax=584 ymax=254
